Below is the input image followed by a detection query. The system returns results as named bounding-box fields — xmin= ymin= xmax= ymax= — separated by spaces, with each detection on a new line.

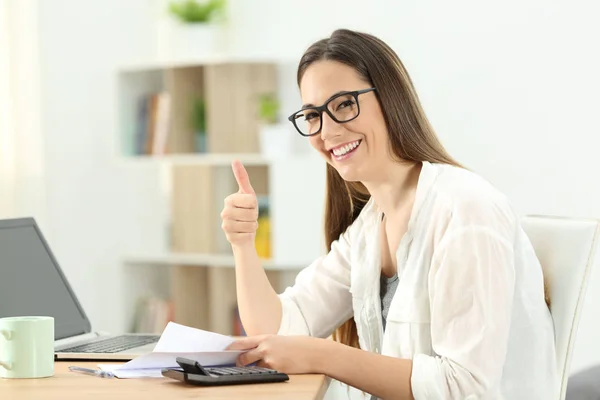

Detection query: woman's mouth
xmin=330 ymin=140 xmax=362 ymax=161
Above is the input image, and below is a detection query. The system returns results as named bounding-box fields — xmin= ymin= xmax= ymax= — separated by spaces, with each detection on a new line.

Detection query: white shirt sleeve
xmin=277 ymin=226 xmax=354 ymax=338
xmin=411 ymin=206 xmax=517 ymax=398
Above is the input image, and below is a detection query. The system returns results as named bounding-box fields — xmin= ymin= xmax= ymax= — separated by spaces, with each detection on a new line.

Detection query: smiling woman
xmin=222 ymin=28 xmax=558 ymax=400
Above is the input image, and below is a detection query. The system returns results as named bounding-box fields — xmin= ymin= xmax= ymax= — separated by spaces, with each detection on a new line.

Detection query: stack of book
xmin=130 ymin=296 xmax=173 ymax=334
xmin=133 ymin=91 xmax=171 ymax=155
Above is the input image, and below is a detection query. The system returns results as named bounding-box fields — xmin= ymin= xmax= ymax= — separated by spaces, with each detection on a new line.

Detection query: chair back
xmin=521 ymin=215 xmax=600 ymax=400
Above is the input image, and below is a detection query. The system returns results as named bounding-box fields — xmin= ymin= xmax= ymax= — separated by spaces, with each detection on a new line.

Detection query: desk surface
xmin=0 ymin=362 xmax=329 ymax=400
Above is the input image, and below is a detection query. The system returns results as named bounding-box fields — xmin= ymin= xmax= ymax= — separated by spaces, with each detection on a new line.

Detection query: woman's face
xmin=298 ymin=60 xmax=390 ymax=182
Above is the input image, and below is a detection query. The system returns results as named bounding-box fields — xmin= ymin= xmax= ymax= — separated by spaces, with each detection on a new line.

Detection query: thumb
xmin=232 ymin=160 xmax=255 ymax=195
xmin=225 ymin=335 xmax=264 ymax=350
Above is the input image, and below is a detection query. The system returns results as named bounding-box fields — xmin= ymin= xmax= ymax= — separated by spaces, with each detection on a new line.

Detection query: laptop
xmin=0 ymin=217 xmax=160 ymax=360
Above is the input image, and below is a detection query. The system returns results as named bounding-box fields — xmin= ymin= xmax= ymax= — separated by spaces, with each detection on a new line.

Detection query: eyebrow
xmin=301 ymin=90 xmax=349 ymax=109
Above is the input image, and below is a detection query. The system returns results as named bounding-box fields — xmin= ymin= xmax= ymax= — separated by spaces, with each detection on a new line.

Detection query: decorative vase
xmin=258 ymin=123 xmax=293 ymax=158
xmin=157 ymin=21 xmax=223 ymax=61
xmin=195 ymin=131 xmax=207 ymax=153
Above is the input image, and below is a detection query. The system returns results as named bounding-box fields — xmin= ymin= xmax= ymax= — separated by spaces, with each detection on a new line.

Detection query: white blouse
xmin=277 ymin=161 xmax=558 ymax=399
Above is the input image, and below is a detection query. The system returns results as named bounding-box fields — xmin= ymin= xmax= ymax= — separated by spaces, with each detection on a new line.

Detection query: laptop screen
xmin=0 ymin=218 xmax=91 ymax=340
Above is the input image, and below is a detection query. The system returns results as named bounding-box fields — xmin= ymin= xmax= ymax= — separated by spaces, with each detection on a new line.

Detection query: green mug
xmin=0 ymin=316 xmax=54 ymax=379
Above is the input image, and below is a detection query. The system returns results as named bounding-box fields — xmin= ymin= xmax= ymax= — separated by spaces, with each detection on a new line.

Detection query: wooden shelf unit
xmin=123 ymin=253 xmax=307 ymax=270
xmin=118 ymin=62 xmax=277 ymax=157
xmin=118 ymin=153 xmax=272 ymax=166
xmin=117 ymin=60 xmax=326 ymax=336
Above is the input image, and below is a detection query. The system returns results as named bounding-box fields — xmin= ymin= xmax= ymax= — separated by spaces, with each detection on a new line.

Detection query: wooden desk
xmin=0 ymin=362 xmax=329 ymax=400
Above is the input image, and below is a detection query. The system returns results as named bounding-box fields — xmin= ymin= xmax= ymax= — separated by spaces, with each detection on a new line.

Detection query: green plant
xmin=258 ymin=93 xmax=279 ymax=124
xmin=192 ymin=97 xmax=206 ymax=133
xmin=168 ymin=0 xmax=226 ymax=23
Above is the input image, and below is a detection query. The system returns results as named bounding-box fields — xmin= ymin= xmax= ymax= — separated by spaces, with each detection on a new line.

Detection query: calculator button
xmin=206 ymin=368 xmax=227 ymax=376
xmin=236 ymin=367 xmax=257 ymax=374
xmin=252 ymin=367 xmax=277 ymax=373
xmin=229 ymin=368 xmax=244 ymax=373
xmin=221 ymin=367 xmax=243 ymax=375
xmin=210 ymin=368 xmax=233 ymax=375
xmin=244 ymin=368 xmax=260 ymax=374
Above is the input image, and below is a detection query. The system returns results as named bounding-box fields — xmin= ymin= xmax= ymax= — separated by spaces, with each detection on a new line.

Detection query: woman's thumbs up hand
xmin=221 ymin=160 xmax=259 ymax=247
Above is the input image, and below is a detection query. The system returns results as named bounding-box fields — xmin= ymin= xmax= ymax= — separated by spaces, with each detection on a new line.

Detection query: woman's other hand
xmin=226 ymin=334 xmax=323 ymax=375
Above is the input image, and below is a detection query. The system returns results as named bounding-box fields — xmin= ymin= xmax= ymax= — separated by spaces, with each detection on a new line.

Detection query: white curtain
xmin=0 ymin=0 xmax=46 ymax=223
xmin=0 ymin=0 xmax=16 ymax=218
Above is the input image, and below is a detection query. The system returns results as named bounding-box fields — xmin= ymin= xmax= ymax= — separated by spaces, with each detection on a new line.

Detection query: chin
xmin=332 ymin=165 xmax=364 ymax=182
xmin=321 ymin=152 xmax=365 ymax=182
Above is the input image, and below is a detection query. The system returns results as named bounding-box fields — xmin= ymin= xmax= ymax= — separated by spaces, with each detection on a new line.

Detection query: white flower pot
xmin=157 ymin=21 xmax=223 ymax=61
xmin=259 ymin=124 xmax=293 ymax=158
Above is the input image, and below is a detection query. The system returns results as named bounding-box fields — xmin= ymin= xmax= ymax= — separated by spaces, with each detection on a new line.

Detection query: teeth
xmin=333 ymin=140 xmax=360 ymax=156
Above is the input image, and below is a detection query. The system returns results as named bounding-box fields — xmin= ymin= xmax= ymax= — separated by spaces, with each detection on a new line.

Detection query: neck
xmin=362 ymin=160 xmax=422 ymax=219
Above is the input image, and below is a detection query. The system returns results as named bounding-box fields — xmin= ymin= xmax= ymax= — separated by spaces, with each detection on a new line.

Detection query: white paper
xmin=98 ymin=322 xmax=245 ymax=379
xmin=97 ymin=364 xmax=164 ymax=378
xmin=153 ymin=321 xmax=236 ymax=352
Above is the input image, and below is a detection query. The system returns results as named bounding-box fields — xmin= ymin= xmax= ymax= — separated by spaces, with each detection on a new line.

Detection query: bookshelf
xmin=119 ymin=153 xmax=272 ymax=166
xmin=116 ymin=58 xmax=326 ymax=336
xmin=124 ymin=253 xmax=307 ymax=270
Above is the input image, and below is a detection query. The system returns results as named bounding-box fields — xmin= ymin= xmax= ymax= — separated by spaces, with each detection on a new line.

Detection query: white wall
xmin=0 ymin=0 xmax=47 ymax=224
xmin=37 ymin=0 xmax=166 ymax=333
xmin=0 ymin=0 xmax=15 ymax=217
xmin=34 ymin=0 xmax=600 ymax=374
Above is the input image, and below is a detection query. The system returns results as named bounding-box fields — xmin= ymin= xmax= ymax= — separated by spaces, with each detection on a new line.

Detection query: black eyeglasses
xmin=287 ymin=87 xmax=376 ymax=137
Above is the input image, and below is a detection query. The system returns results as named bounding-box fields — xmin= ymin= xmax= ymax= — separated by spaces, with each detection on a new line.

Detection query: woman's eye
xmin=304 ymin=112 xmax=319 ymax=121
xmin=337 ymin=100 xmax=355 ymax=110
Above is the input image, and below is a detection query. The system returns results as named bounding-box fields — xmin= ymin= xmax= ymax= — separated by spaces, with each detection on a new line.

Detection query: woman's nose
xmin=320 ymin=112 xmax=342 ymax=140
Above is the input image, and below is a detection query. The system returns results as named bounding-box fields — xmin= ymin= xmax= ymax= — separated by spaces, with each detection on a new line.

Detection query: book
xmin=255 ymin=196 xmax=271 ymax=259
xmin=130 ymin=296 xmax=172 ymax=334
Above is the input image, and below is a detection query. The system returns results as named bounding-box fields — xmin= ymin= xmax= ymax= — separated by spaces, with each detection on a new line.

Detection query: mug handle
xmin=0 ymin=360 xmax=12 ymax=370
xmin=0 ymin=329 xmax=13 ymax=370
xmin=0 ymin=330 xmax=13 ymax=340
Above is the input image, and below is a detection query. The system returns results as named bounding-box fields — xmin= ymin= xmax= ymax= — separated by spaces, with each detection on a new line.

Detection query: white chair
xmin=521 ymin=215 xmax=600 ymax=400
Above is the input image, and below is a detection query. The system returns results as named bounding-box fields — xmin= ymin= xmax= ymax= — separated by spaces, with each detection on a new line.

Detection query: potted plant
xmin=257 ymin=93 xmax=292 ymax=158
xmin=157 ymin=0 xmax=227 ymax=60
xmin=168 ymin=0 xmax=226 ymax=23
xmin=258 ymin=93 xmax=279 ymax=125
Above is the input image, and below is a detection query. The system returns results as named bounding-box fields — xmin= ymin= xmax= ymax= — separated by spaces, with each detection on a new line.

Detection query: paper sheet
xmin=97 ymin=364 xmax=165 ymax=378
xmin=98 ymin=322 xmax=245 ymax=378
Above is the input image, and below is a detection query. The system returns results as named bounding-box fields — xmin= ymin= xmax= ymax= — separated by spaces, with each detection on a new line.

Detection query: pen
xmin=68 ymin=366 xmax=115 ymax=378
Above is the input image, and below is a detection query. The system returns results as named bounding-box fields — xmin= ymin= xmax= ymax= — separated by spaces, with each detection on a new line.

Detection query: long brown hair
xmin=296 ymin=29 xmax=549 ymax=349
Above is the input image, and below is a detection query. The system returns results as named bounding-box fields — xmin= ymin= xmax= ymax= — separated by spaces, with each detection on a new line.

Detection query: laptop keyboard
xmin=60 ymin=335 xmax=159 ymax=353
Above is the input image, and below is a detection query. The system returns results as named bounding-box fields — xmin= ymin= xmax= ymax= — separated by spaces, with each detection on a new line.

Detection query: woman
xmin=221 ymin=29 xmax=557 ymax=399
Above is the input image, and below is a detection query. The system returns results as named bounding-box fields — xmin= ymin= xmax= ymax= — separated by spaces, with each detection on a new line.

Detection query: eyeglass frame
xmin=287 ymin=87 xmax=377 ymax=137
